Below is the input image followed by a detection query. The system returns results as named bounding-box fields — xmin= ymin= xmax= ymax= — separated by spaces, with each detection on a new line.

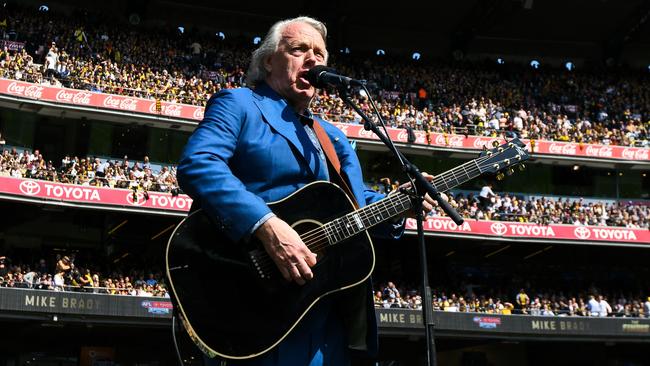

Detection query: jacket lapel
xmin=252 ymin=84 xmax=322 ymax=178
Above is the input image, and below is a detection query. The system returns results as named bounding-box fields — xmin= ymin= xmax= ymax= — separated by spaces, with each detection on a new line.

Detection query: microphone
xmin=305 ymin=66 xmax=364 ymax=88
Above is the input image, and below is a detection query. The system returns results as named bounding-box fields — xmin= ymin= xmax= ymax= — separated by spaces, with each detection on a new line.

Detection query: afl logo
xmin=19 ymin=180 xmax=41 ymax=195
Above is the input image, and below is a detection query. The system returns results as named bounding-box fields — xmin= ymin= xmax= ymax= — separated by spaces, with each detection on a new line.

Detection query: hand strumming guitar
xmin=255 ymin=216 xmax=318 ymax=285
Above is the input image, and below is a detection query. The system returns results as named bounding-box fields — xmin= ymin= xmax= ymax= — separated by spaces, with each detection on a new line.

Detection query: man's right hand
xmin=254 ymin=216 xmax=318 ymax=285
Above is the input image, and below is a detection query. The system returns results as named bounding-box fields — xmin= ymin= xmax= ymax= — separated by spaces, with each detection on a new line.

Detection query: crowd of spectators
xmin=369 ymin=179 xmax=649 ymax=228
xmin=374 ymin=281 xmax=650 ymax=318
xmin=0 ymin=5 xmax=647 ymax=147
xmin=1 ymin=146 xmax=646 ymax=228
xmin=0 ymin=147 xmax=180 ymax=195
xmin=0 ymin=254 xmax=168 ymax=297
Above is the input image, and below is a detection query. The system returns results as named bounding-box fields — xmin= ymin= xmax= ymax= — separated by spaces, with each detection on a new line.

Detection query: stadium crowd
xmin=0 ymin=147 xmax=180 ymax=195
xmin=1 ymin=145 xmax=646 ymax=228
xmin=0 ymin=5 xmax=647 ymax=147
xmin=375 ymin=281 xmax=650 ymax=318
xmin=369 ymin=179 xmax=649 ymax=228
xmin=0 ymin=254 xmax=169 ymax=297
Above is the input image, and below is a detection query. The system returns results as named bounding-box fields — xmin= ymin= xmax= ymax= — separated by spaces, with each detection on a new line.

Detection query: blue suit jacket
xmin=178 ymin=83 xmax=391 ymax=242
xmin=177 ymin=83 xmax=400 ymax=359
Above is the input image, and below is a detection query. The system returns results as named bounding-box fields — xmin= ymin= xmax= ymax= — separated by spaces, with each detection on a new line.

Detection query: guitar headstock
xmin=478 ymin=139 xmax=530 ymax=177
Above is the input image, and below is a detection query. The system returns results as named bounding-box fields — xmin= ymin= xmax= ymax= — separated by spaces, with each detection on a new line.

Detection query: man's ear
xmin=264 ymin=56 xmax=272 ymax=73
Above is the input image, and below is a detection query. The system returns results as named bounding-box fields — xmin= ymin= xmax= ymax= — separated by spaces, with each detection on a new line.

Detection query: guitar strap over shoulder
xmin=311 ymin=119 xmax=360 ymax=209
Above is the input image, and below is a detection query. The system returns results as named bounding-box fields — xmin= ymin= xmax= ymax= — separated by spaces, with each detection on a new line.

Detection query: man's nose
xmin=304 ymin=49 xmax=318 ymax=64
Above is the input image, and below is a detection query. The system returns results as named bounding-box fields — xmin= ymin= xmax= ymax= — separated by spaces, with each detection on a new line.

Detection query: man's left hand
xmin=391 ymin=172 xmax=445 ymax=219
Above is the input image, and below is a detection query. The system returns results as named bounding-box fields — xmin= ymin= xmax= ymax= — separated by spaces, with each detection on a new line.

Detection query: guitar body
xmin=165 ymin=181 xmax=374 ymax=360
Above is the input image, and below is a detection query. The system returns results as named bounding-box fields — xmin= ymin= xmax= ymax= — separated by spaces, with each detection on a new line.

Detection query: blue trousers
xmin=204 ymin=299 xmax=350 ymax=366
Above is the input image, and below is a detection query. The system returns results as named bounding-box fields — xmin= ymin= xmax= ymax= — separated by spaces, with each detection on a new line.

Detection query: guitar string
xmin=252 ymin=150 xmax=519 ymax=273
xmin=252 ymin=150 xmax=523 ymax=273
xmin=294 ymin=150 xmax=500 ymax=244
xmin=253 ymin=194 xmax=412 ymax=273
xmin=251 ymin=151 xmax=519 ymax=273
xmin=295 ymin=148 xmax=510 ymax=244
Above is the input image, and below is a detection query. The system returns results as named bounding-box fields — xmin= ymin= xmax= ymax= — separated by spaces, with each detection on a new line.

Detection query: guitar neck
xmin=315 ymin=159 xmax=484 ymax=247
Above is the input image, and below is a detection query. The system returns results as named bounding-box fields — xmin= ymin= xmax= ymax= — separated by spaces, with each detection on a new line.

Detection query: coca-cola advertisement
xmin=331 ymin=123 xmax=648 ymax=162
xmin=0 ymin=78 xmax=646 ymax=162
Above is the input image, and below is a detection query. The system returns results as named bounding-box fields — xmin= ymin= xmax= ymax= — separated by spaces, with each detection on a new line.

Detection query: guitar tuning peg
xmin=518 ymin=163 xmax=526 ymax=171
xmin=506 ymin=168 xmax=515 ymax=176
xmin=492 ymin=140 xmax=500 ymax=148
xmin=496 ymin=172 xmax=505 ymax=181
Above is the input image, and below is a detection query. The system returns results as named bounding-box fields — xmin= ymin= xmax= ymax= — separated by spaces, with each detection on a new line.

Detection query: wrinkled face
xmin=265 ymin=22 xmax=327 ymax=112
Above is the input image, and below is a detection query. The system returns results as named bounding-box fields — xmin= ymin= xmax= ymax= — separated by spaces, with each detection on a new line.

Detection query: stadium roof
xmin=17 ymin=0 xmax=650 ymax=64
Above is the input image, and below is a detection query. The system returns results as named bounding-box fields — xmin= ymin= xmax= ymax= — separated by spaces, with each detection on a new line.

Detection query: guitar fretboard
xmin=317 ymin=159 xmax=485 ymax=247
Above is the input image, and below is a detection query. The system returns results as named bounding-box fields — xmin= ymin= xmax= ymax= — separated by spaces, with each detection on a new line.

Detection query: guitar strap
xmin=311 ymin=118 xmax=360 ymax=209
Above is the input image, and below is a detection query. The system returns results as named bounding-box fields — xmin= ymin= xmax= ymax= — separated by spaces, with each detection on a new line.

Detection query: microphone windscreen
xmin=306 ymin=65 xmax=336 ymax=88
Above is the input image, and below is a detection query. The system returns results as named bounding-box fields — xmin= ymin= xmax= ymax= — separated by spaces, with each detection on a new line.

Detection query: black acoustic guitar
xmin=166 ymin=139 xmax=529 ymax=360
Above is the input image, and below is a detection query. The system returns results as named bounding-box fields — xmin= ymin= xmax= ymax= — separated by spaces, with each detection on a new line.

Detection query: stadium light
xmin=216 ymin=32 xmax=225 ymax=40
xmin=412 ymin=52 xmax=421 ymax=61
xmin=177 ymin=26 xmax=184 ymax=34
xmin=572 ymin=164 xmax=580 ymax=171
xmin=253 ymin=36 xmax=261 ymax=45
xmin=497 ymin=58 xmax=505 ymax=65
xmin=530 ymin=60 xmax=540 ymax=69
xmin=565 ymin=62 xmax=574 ymax=71
xmin=376 ymin=49 xmax=386 ymax=56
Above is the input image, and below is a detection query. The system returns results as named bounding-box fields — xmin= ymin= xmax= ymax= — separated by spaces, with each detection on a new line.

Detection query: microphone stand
xmin=338 ymin=86 xmax=464 ymax=366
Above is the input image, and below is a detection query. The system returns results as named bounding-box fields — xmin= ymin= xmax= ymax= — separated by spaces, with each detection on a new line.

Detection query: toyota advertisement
xmin=1 ymin=176 xmax=648 ymax=244
xmin=405 ymin=217 xmax=649 ymax=244
xmin=0 ymin=176 xmax=192 ymax=212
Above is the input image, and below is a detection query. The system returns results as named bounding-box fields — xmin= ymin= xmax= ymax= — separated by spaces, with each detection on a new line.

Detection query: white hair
xmin=246 ymin=16 xmax=328 ymax=87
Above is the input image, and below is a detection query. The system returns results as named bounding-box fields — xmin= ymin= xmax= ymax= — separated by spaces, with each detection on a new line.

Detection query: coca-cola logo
xmin=573 ymin=226 xmax=591 ymax=240
xmin=162 ymin=104 xmax=182 ymax=117
xmin=7 ymin=81 xmax=25 ymax=95
xmin=19 ymin=180 xmax=41 ymax=195
xmin=396 ymin=131 xmax=408 ymax=142
xmin=55 ymin=90 xmax=92 ymax=105
xmin=548 ymin=143 xmax=577 ymax=155
xmin=6 ymin=82 xmax=44 ymax=98
xmin=621 ymin=148 xmax=649 ymax=161
xmin=25 ymin=85 xmax=44 ymax=98
xmin=357 ymin=128 xmax=375 ymax=139
xmin=433 ymin=134 xmax=464 ymax=147
xmin=149 ymin=103 xmax=184 ymax=117
xmin=125 ymin=191 xmax=147 ymax=206
xmin=490 ymin=222 xmax=507 ymax=236
xmin=336 ymin=124 xmax=349 ymax=135
xmin=192 ymin=107 xmax=204 ymax=120
xmin=103 ymin=95 xmax=138 ymax=111
xmin=585 ymin=145 xmax=613 ymax=158
xmin=473 ymin=138 xmax=496 ymax=149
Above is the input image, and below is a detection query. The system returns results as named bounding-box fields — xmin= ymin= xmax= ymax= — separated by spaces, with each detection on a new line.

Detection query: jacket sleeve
xmin=177 ymin=90 xmax=272 ymax=242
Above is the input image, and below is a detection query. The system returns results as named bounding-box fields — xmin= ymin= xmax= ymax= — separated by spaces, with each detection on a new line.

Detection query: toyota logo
xmin=573 ymin=226 xmax=591 ymax=240
xmin=490 ymin=222 xmax=507 ymax=236
xmin=19 ymin=180 xmax=41 ymax=196
xmin=125 ymin=191 xmax=147 ymax=206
